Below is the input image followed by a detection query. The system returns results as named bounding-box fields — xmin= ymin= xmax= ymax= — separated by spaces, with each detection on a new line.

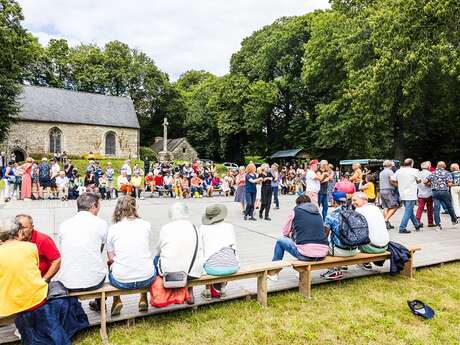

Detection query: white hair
xmin=421 ymin=161 xmax=431 ymax=170
xmin=0 ymin=218 xmax=20 ymax=242
xmin=383 ymin=160 xmax=393 ymax=168
xmin=352 ymin=192 xmax=368 ymax=201
xmin=168 ymin=203 xmax=190 ymax=221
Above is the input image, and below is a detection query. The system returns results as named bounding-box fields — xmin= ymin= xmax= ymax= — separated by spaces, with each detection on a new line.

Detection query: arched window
xmin=49 ymin=127 xmax=62 ymax=154
xmin=105 ymin=131 xmax=116 ymax=155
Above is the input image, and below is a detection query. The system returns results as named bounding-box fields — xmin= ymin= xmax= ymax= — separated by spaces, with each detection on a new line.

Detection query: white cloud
xmin=19 ymin=0 xmax=330 ymax=80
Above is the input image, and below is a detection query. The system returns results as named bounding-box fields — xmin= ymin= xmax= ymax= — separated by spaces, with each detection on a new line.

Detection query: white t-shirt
xmin=356 ymin=204 xmax=389 ymax=247
xmin=50 ymin=163 xmax=60 ymax=178
xmin=55 ymin=176 xmax=69 ymax=187
xmin=155 ymin=220 xmax=203 ymax=278
xmin=305 ymin=170 xmax=320 ymax=193
xmin=200 ymin=222 xmax=237 ymax=264
xmin=58 ymin=211 xmax=108 ymax=289
xmin=107 ymin=218 xmax=154 ymax=283
xmin=393 ymin=167 xmax=420 ymax=200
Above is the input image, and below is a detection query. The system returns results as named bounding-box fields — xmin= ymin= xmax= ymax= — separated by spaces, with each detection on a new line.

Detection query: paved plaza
xmin=1 ymin=195 xmax=460 ymax=343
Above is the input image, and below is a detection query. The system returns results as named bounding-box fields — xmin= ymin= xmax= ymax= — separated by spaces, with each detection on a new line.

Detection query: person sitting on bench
xmin=107 ymin=196 xmax=156 ymax=316
xmin=269 ymin=194 xmax=329 ymax=281
xmin=352 ymin=192 xmax=389 ymax=270
xmin=321 ymin=191 xmax=360 ymax=281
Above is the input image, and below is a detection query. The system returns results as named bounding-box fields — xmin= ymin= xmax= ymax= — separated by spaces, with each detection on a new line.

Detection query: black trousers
xmin=260 ymin=186 xmax=273 ymax=218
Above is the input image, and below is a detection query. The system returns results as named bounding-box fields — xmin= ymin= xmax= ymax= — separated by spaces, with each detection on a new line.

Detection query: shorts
xmin=380 ymin=190 xmax=399 ymax=209
xmin=39 ymin=178 xmax=51 ymax=188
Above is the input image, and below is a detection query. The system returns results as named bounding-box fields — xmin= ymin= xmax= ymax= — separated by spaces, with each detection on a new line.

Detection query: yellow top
xmin=363 ymin=182 xmax=376 ymax=200
xmin=131 ymin=175 xmax=143 ymax=188
xmin=0 ymin=241 xmax=48 ymax=316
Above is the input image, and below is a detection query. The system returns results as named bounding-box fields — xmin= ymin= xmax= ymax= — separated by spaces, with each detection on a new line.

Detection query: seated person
xmin=269 ymin=195 xmax=329 ymax=281
xmin=98 ymin=173 xmax=110 ymax=200
xmin=173 ymin=173 xmax=183 ymax=198
xmin=203 ymin=175 xmax=214 ymax=197
xmin=0 ymin=218 xmax=88 ymax=343
xmin=181 ymin=175 xmax=190 ymax=198
xmin=144 ymin=172 xmax=155 ymax=192
xmin=84 ymin=171 xmax=98 ymax=194
xmin=352 ymin=192 xmax=389 ymax=269
xmin=131 ymin=171 xmax=144 ymax=199
xmin=321 ymin=191 xmax=360 ymax=280
xmin=117 ymin=171 xmax=133 ymax=195
xmin=16 ymin=214 xmax=61 ymax=282
xmin=107 ymin=196 xmax=155 ymax=315
xmin=360 ymin=174 xmax=376 ymax=203
xmin=154 ymin=203 xmax=203 ymax=304
xmin=212 ymin=175 xmax=221 ymax=189
xmin=163 ymin=172 xmax=174 ymax=197
xmin=200 ymin=204 xmax=239 ymax=299
xmin=153 ymin=172 xmax=164 ymax=196
xmin=55 ymin=170 xmax=69 ymax=201
xmin=57 ymin=193 xmax=109 ymax=312
xmin=190 ymin=174 xmax=204 ymax=197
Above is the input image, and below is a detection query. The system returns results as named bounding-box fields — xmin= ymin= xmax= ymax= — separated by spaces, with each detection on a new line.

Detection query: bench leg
xmin=100 ymin=292 xmax=109 ymax=344
xmin=299 ymin=269 xmax=312 ymax=299
xmin=257 ymin=271 xmax=268 ymax=307
xmin=402 ymin=257 xmax=414 ymax=278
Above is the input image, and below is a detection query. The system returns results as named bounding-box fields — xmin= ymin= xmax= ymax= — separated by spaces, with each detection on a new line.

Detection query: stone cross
xmin=162 ymin=117 xmax=169 ymax=152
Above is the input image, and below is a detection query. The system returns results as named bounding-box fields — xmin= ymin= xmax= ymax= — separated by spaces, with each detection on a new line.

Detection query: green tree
xmin=0 ymin=0 xmax=36 ymax=142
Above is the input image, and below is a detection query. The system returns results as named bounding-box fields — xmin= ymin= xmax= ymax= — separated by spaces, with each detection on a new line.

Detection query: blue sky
xmin=19 ymin=0 xmax=330 ymax=80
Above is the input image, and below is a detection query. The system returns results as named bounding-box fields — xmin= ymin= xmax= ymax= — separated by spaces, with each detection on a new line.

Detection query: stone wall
xmin=4 ymin=120 xmax=139 ymax=159
xmin=172 ymin=140 xmax=198 ymax=162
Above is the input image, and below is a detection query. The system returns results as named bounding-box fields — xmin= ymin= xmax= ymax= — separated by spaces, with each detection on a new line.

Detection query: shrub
xmin=140 ymin=146 xmax=156 ymax=160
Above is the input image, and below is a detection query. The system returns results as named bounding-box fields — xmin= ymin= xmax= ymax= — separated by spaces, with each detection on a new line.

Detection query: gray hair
xmin=77 ymin=193 xmax=100 ymax=212
xmin=352 ymin=192 xmax=368 ymax=201
xmin=169 ymin=203 xmax=190 ymax=221
xmin=403 ymin=158 xmax=414 ymax=167
xmin=0 ymin=218 xmax=21 ymax=242
xmin=319 ymin=160 xmax=328 ymax=166
xmin=383 ymin=160 xmax=393 ymax=168
xmin=421 ymin=161 xmax=431 ymax=170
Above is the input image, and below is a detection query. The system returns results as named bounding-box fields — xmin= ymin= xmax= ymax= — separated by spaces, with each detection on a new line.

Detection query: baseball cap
xmin=332 ymin=191 xmax=347 ymax=202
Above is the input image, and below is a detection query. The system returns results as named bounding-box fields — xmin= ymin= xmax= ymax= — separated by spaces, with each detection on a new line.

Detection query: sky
xmin=19 ymin=0 xmax=330 ymax=80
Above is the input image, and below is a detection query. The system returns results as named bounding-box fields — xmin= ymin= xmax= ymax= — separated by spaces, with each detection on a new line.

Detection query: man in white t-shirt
xmin=391 ymin=158 xmax=421 ymax=233
xmin=352 ymin=192 xmax=390 ymax=270
xmin=57 ymin=193 xmax=108 ymax=311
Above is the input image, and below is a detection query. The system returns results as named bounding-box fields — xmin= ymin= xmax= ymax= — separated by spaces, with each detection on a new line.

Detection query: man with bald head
xmin=16 ymin=214 xmax=61 ymax=282
xmin=426 ymin=161 xmax=458 ymax=230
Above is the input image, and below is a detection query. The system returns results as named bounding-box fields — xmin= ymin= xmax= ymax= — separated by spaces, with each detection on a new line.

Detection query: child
xmin=294 ymin=174 xmax=304 ymax=196
xmin=221 ymin=173 xmax=230 ymax=197
xmin=360 ymin=174 xmax=376 ymax=203
xmin=173 ymin=173 xmax=183 ymax=199
xmin=181 ymin=175 xmax=190 ymax=198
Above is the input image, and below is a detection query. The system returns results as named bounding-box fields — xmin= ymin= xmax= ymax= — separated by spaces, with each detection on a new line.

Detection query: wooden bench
xmin=69 ymin=260 xmax=291 ymax=343
xmin=292 ymin=245 xmax=421 ymax=299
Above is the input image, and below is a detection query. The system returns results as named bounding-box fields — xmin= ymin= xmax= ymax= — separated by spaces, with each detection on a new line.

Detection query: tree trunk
xmin=392 ymin=85 xmax=405 ymax=161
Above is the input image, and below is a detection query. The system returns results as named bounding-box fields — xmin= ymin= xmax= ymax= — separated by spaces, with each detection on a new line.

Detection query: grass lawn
xmin=74 ymin=262 xmax=460 ymax=345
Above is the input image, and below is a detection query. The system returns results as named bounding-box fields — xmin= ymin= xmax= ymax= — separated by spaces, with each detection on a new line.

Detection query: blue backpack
xmin=337 ymin=209 xmax=370 ymax=247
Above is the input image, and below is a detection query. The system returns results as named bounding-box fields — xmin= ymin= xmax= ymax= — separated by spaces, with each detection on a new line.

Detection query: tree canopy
xmin=2 ymin=0 xmax=459 ymax=162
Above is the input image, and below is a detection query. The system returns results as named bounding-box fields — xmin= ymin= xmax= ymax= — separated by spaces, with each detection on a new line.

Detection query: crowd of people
xmin=1 ymin=156 xmax=460 ymax=342
xmin=0 ymin=193 xmax=238 ymax=342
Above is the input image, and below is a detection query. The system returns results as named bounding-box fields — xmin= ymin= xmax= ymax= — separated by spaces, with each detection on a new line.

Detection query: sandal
xmin=407 ymin=300 xmax=435 ymax=319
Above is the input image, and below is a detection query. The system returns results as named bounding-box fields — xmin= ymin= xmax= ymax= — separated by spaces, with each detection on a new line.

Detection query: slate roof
xmin=17 ymin=85 xmax=140 ymax=129
xmin=271 ymin=149 xmax=308 ymax=159
xmin=151 ymin=138 xmax=187 ymax=153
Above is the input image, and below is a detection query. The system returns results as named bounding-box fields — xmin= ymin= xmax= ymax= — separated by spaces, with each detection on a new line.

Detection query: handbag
xmin=163 ymin=225 xmax=199 ymax=288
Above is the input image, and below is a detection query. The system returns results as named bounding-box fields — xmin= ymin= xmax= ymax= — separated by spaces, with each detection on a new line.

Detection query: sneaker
xmin=320 ymin=269 xmax=343 ymax=280
xmin=268 ymin=273 xmax=279 ymax=282
xmin=259 ymin=213 xmax=263 ymax=219
xmin=435 ymin=225 xmax=442 ymax=231
xmin=427 ymin=224 xmax=436 ymax=228
xmin=249 ymin=217 xmax=257 ymax=221
xmin=415 ymin=223 xmax=423 ymax=231
xmin=452 ymin=220 xmax=458 ymax=227
xmin=357 ymin=263 xmax=373 ymax=271
xmin=200 ymin=289 xmax=212 ymax=301
xmin=265 ymin=217 xmax=272 ymax=221
xmin=14 ymin=329 xmax=21 ymax=339
xmin=89 ymin=299 xmax=101 ymax=312
xmin=138 ymin=293 xmax=148 ymax=312
xmin=111 ymin=299 xmax=123 ymax=316
xmin=399 ymin=229 xmax=411 ymax=234
xmin=385 ymin=221 xmax=395 ymax=230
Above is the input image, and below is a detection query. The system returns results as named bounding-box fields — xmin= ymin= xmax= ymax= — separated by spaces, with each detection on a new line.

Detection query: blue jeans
xmin=245 ymin=191 xmax=256 ymax=217
xmin=318 ymin=193 xmax=329 ymax=219
xmin=272 ymin=237 xmax=324 ymax=261
xmin=399 ymin=200 xmax=419 ymax=231
xmin=272 ymin=186 xmax=279 ymax=208
xmin=109 ymin=271 xmax=156 ymax=289
xmin=433 ymin=191 xmax=457 ymax=225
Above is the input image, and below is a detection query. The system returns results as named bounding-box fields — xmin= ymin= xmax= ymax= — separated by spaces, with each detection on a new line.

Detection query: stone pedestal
xmin=158 ymin=151 xmax=174 ymax=162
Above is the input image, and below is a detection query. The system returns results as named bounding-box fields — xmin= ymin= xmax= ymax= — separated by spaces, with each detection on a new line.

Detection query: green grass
xmin=74 ymin=262 xmax=460 ymax=345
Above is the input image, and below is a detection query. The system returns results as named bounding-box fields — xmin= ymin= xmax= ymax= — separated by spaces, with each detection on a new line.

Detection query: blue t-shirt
xmin=245 ymin=173 xmax=257 ymax=193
